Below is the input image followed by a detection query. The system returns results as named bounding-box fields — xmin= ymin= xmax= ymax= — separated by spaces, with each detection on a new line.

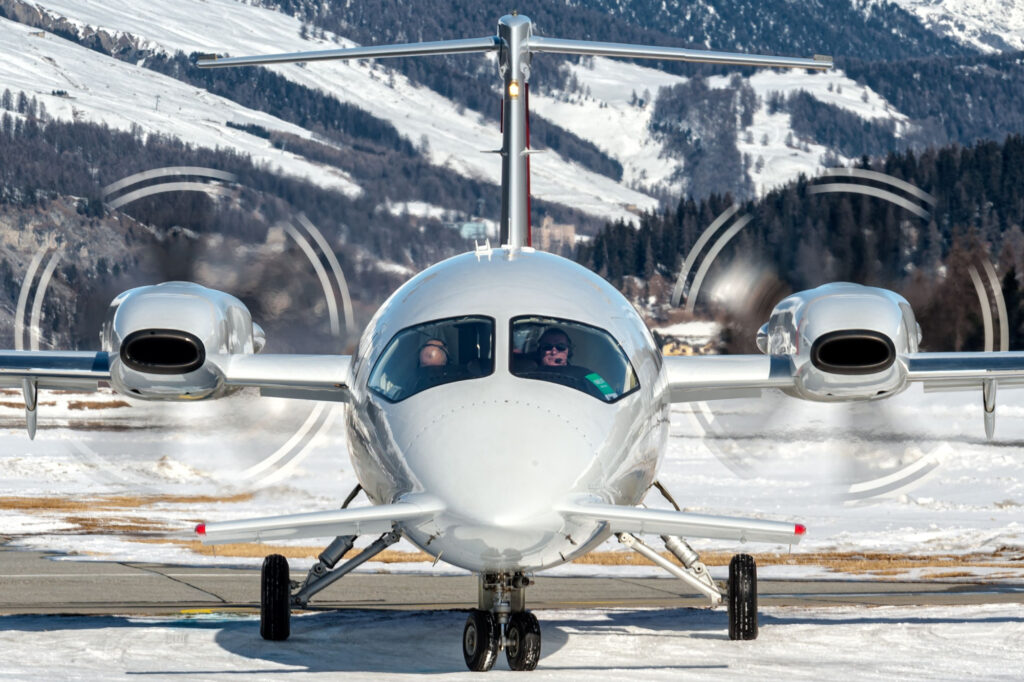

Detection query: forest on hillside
xmin=577 ymin=135 xmax=1024 ymax=353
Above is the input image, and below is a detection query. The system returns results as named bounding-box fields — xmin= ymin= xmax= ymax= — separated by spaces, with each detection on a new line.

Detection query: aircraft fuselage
xmin=344 ymin=247 xmax=670 ymax=571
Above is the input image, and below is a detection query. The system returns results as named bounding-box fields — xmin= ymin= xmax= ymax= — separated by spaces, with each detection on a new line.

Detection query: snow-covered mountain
xmin=0 ymin=0 xmax=917 ymax=220
xmin=887 ymin=0 xmax=1024 ymax=53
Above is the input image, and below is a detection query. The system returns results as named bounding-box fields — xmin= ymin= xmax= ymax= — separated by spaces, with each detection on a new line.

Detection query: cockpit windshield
xmin=369 ymin=316 xmax=495 ymax=402
xmin=510 ymin=316 xmax=639 ymax=402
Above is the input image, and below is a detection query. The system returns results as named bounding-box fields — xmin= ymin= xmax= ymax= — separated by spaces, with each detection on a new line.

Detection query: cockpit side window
xmin=510 ymin=316 xmax=640 ymax=403
xmin=369 ymin=316 xmax=495 ymax=402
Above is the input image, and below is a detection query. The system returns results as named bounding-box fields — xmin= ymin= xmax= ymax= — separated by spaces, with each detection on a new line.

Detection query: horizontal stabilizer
xmin=559 ymin=498 xmax=805 ymax=545
xmin=197 ymin=36 xmax=500 ymax=68
xmin=195 ymin=494 xmax=444 ymax=544
xmin=529 ymin=36 xmax=831 ymax=70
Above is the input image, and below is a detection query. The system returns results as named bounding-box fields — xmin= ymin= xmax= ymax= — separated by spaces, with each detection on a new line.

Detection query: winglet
xmin=984 ymin=379 xmax=997 ymax=440
xmin=22 ymin=378 xmax=37 ymax=440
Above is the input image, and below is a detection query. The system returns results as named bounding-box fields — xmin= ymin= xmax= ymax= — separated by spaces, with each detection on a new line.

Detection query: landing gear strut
xmin=463 ymin=572 xmax=541 ymax=671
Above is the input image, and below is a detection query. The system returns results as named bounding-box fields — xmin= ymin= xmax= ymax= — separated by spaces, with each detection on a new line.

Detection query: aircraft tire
xmin=463 ymin=609 xmax=500 ymax=671
xmin=728 ymin=553 xmax=758 ymax=640
xmin=260 ymin=553 xmax=291 ymax=641
xmin=505 ymin=611 xmax=541 ymax=671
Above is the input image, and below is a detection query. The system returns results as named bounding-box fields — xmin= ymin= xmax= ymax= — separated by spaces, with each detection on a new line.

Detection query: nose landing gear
xmin=463 ymin=572 xmax=541 ymax=671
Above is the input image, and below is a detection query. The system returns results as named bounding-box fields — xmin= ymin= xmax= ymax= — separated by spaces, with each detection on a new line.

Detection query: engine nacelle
xmin=757 ymin=282 xmax=921 ymax=401
xmin=101 ymin=282 xmax=265 ymax=400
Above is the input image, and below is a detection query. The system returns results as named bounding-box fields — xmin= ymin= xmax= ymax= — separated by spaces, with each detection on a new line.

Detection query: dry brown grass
xmin=120 ymin=541 xmax=1024 ymax=577
xmin=67 ymin=400 xmax=132 ymax=410
xmin=570 ymin=549 xmax=1023 ymax=574
xmin=920 ymin=571 xmax=976 ymax=579
xmin=136 ymin=538 xmax=434 ymax=563
xmin=0 ymin=492 xmax=255 ymax=512
xmin=63 ymin=516 xmax=175 ymax=534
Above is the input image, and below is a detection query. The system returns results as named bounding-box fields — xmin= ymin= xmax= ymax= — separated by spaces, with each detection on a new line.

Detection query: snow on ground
xmin=25 ymin=0 xmax=658 ymax=222
xmin=888 ymin=0 xmax=1024 ymax=53
xmin=2 ymin=385 xmax=1024 ymax=577
xmin=1 ymin=604 xmax=1022 ymax=680
xmin=2 ymin=385 xmax=1024 ymax=677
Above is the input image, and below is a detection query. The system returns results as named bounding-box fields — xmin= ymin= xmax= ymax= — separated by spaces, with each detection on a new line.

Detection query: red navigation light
xmin=795 ymin=524 xmax=807 ymax=535
xmin=195 ymin=523 xmax=206 ymax=535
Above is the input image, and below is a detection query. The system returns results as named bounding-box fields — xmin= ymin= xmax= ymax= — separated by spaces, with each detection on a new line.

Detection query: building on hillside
xmin=535 ymin=215 xmax=575 ymax=252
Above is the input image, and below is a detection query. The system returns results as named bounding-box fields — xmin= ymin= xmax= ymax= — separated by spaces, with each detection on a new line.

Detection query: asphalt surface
xmin=2 ymin=545 xmax=1023 ymax=616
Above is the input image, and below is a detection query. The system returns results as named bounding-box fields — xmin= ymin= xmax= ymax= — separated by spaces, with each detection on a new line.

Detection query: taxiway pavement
xmin=1 ymin=546 xmax=1022 ymax=616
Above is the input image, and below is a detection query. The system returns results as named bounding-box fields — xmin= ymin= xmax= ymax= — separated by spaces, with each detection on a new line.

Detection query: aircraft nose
xmin=402 ymin=399 xmax=600 ymax=526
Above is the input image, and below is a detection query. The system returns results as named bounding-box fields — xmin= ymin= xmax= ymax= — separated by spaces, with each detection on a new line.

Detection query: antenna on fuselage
xmin=197 ymin=16 xmax=832 ymax=250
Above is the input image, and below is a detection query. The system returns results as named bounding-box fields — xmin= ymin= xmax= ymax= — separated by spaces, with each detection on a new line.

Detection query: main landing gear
xmin=464 ymin=572 xmax=541 ymax=671
xmin=258 ymin=530 xmax=401 ymax=642
xmin=623 ymin=480 xmax=760 ymax=641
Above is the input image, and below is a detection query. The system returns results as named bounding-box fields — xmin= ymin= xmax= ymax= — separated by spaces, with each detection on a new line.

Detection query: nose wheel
xmin=505 ymin=611 xmax=541 ymax=670
xmin=463 ymin=609 xmax=500 ymax=671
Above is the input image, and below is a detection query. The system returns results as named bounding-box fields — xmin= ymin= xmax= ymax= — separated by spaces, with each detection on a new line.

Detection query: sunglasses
xmin=539 ymin=343 xmax=569 ymax=352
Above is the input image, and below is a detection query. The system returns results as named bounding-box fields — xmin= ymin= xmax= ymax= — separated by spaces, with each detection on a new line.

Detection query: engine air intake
xmin=810 ymin=330 xmax=895 ymax=376
xmin=120 ymin=329 xmax=206 ymax=375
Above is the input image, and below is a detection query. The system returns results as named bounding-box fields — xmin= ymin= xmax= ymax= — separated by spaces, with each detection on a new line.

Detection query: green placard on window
xmin=586 ymin=372 xmax=617 ymax=399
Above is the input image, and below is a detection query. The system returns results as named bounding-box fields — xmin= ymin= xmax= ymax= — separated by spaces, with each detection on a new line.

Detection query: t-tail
xmin=197 ymin=13 xmax=831 ymax=249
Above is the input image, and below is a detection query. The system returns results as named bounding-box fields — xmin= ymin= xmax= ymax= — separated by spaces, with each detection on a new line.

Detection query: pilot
xmin=412 ymin=337 xmax=453 ymax=394
xmin=536 ymin=328 xmax=572 ymax=368
xmin=534 ymin=327 xmax=615 ymax=401
xmin=419 ymin=338 xmax=449 ymax=367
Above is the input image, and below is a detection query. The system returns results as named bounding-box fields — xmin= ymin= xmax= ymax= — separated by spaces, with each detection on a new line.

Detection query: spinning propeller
xmin=668 ymin=170 xmax=1009 ymax=502
xmin=10 ymin=165 xmax=356 ymax=492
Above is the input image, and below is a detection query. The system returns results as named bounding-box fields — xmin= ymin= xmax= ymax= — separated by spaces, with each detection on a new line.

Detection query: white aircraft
xmin=3 ymin=13 xmax=1022 ymax=673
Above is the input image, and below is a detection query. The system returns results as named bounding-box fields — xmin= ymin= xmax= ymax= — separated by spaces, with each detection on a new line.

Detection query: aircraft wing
xmin=0 ymin=350 xmax=351 ymax=438
xmin=664 ymin=351 xmax=1024 ymax=400
xmin=0 ymin=350 xmax=111 ymax=390
xmin=195 ymin=494 xmax=444 ymax=544
xmin=559 ymin=498 xmax=805 ymax=545
xmin=905 ymin=351 xmax=1024 ymax=388
xmin=663 ymin=354 xmax=795 ymax=403
xmin=0 ymin=351 xmax=351 ymax=398
xmin=207 ymin=353 xmax=352 ymax=402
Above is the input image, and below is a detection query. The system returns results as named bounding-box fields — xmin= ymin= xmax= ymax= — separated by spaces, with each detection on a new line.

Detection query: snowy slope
xmin=532 ymin=56 xmax=908 ymax=199
xmin=22 ymin=0 xmax=659 ymax=222
xmin=0 ymin=16 xmax=361 ymax=196
xmin=14 ymin=0 xmax=922 ymax=213
xmin=887 ymin=0 xmax=1024 ymax=53
xmin=530 ymin=57 xmax=690 ymax=189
